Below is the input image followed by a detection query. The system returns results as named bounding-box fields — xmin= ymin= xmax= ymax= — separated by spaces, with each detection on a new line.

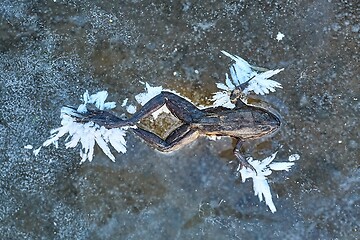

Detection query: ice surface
xmin=1 ymin=1 xmax=357 ymax=238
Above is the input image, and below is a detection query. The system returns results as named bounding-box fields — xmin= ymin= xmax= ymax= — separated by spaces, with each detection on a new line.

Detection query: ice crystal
xmin=212 ymin=51 xmax=283 ymax=108
xmin=288 ymin=153 xmax=300 ymax=162
xmin=276 ymin=32 xmax=285 ymax=41
xmin=135 ymin=82 xmax=163 ymax=106
xmin=134 ymin=82 xmax=183 ymax=119
xmin=24 ymin=145 xmax=33 ymax=149
xmin=40 ymin=91 xmax=128 ymax=163
xmin=77 ymin=90 xmax=116 ymax=113
xmin=126 ymin=105 xmax=137 ymax=114
xmin=239 ymin=152 xmax=296 ymax=213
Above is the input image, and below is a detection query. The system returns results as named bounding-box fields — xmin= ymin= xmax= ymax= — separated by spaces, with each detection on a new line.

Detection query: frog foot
xmin=239 ymin=160 xmax=257 ymax=175
xmin=234 ymin=151 xmax=257 ymax=174
xmin=238 ymin=158 xmax=257 ymax=174
xmin=62 ymin=106 xmax=131 ymax=128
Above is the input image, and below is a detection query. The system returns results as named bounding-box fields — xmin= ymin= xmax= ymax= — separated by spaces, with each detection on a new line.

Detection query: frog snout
xmin=267 ymin=112 xmax=281 ymax=126
xmin=253 ymin=111 xmax=281 ymax=127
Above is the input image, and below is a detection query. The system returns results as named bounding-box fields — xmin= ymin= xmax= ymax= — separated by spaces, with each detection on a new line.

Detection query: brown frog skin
xmin=73 ymin=87 xmax=281 ymax=172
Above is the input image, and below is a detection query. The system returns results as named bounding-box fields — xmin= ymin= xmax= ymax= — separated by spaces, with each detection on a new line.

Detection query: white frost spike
xmin=77 ymin=104 xmax=87 ymax=113
xmin=62 ymin=106 xmax=84 ymax=118
xmin=24 ymin=145 xmax=33 ymax=149
xmin=221 ymin=50 xmax=255 ymax=86
xmin=103 ymin=128 xmax=127 ymax=154
xmin=213 ymin=51 xmax=283 ymax=108
xmin=269 ymin=162 xmax=294 ymax=171
xmin=80 ymin=90 xmax=116 ymax=110
xmin=216 ymin=83 xmax=230 ymax=91
xmin=211 ymin=91 xmax=235 ymax=109
xmin=225 ymin=73 xmax=235 ymax=90
xmin=121 ymin=98 xmax=128 ymax=107
xmin=239 ymin=152 xmax=296 ymax=213
xmin=39 ymin=90 xmax=129 ymax=163
xmin=288 ymin=153 xmax=300 ymax=162
xmin=135 ymin=82 xmax=163 ymax=106
xmin=83 ymin=91 xmax=90 ymax=103
xmin=245 ymin=69 xmax=284 ymax=95
xmin=89 ymin=91 xmax=108 ymax=109
xmin=42 ymin=124 xmax=70 ymax=147
xmin=212 ymin=73 xmax=236 ymax=109
xmin=94 ymin=129 xmax=115 ymax=162
xmin=216 ymin=74 xmax=235 ymax=91
xmin=33 ymin=146 xmax=42 ymax=156
xmin=103 ymin=102 xmax=116 ymax=109
xmin=221 ymin=50 xmax=253 ymax=81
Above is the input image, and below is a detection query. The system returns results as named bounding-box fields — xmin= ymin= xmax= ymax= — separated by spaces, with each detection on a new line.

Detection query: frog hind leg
xmin=130 ymin=91 xmax=204 ymax=124
xmin=164 ymin=92 xmax=204 ymax=123
xmin=233 ymin=139 xmax=257 ymax=174
xmin=132 ymin=124 xmax=199 ymax=152
xmin=64 ymin=106 xmax=131 ymax=128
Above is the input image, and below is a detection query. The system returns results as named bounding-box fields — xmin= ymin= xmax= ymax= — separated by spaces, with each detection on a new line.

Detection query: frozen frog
xmin=70 ymin=82 xmax=281 ymax=172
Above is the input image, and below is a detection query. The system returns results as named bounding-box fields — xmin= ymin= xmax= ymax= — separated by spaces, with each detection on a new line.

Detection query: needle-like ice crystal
xmin=135 ymin=82 xmax=163 ymax=106
xmin=40 ymin=91 xmax=129 ymax=163
xmin=239 ymin=152 xmax=298 ymax=213
xmin=212 ymin=51 xmax=283 ymax=109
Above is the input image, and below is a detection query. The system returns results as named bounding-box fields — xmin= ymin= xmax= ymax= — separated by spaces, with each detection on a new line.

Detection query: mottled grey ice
xmin=0 ymin=1 xmax=358 ymax=239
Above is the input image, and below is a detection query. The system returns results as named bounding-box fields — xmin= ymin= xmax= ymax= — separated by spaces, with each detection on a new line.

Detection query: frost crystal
xmin=126 ymin=104 xmax=137 ymax=114
xmin=40 ymin=91 xmax=128 ymax=163
xmin=239 ymin=152 xmax=295 ymax=213
xmin=77 ymin=90 xmax=116 ymax=112
xmin=288 ymin=153 xmax=300 ymax=162
xmin=212 ymin=51 xmax=283 ymax=108
xmin=276 ymin=32 xmax=285 ymax=41
xmin=135 ymin=82 xmax=163 ymax=106
xmin=134 ymin=82 xmax=184 ymax=119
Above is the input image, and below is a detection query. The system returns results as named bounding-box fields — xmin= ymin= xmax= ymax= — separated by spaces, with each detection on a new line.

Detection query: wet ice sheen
xmin=38 ymin=52 xmax=297 ymax=213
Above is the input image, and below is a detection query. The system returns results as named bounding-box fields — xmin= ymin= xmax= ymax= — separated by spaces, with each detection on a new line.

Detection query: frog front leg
xmin=132 ymin=124 xmax=199 ymax=152
xmin=234 ymin=139 xmax=257 ymax=173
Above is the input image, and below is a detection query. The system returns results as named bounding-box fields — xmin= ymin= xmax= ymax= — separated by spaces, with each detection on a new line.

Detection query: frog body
xmin=75 ymin=90 xmax=281 ymax=171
